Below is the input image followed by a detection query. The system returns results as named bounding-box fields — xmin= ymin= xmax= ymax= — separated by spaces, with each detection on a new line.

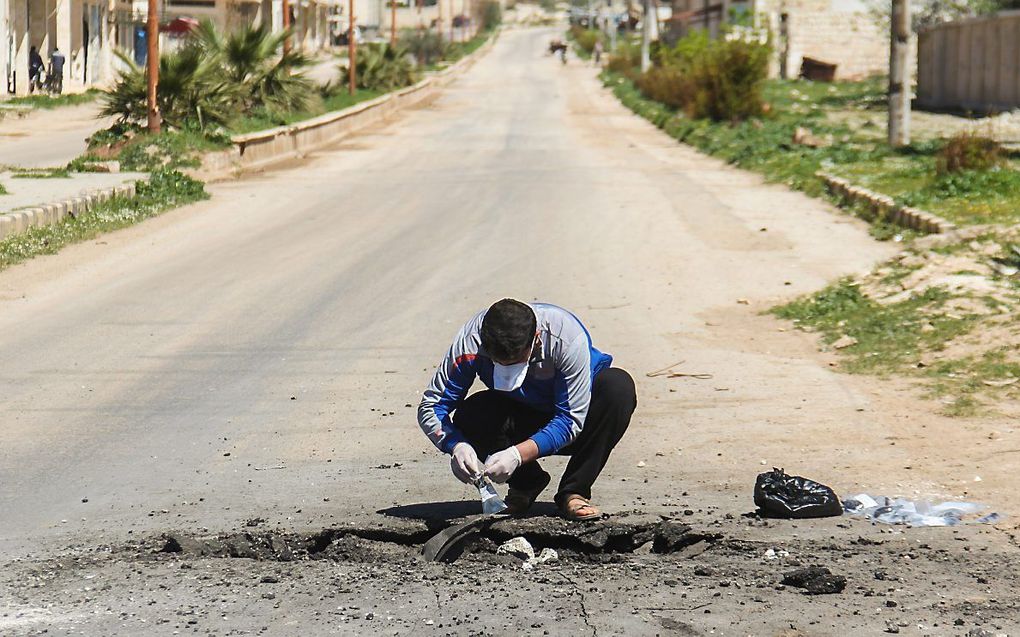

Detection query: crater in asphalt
xmin=160 ymin=518 xmax=718 ymax=563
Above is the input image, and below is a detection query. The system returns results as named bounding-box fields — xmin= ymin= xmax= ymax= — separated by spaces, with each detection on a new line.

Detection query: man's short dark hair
xmin=481 ymin=299 xmax=536 ymax=362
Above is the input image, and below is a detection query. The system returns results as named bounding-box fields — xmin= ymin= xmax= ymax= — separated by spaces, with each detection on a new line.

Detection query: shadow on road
xmin=378 ymin=500 xmax=560 ymax=520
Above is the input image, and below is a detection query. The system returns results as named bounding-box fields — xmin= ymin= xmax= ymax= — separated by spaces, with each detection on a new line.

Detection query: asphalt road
xmin=6 ymin=27 xmax=1018 ymax=636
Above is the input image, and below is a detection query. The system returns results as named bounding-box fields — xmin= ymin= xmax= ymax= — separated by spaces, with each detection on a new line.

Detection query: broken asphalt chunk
xmin=781 ymin=566 xmax=847 ymax=594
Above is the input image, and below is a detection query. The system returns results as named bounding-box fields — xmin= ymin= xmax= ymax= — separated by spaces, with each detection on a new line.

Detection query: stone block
xmin=0 ymin=215 xmax=14 ymax=241
xmin=39 ymin=205 xmax=55 ymax=225
xmin=26 ymin=208 xmax=44 ymax=228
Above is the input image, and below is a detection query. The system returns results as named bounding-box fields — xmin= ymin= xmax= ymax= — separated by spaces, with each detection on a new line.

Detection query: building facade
xmin=3 ymin=0 xmax=117 ymax=95
xmin=755 ymin=0 xmax=887 ymax=80
xmin=2 ymin=0 xmax=337 ymax=96
xmin=668 ymin=0 xmax=742 ymax=41
xmin=667 ymin=0 xmax=888 ymax=80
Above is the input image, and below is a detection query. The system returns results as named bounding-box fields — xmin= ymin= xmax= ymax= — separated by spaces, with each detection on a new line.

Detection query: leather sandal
xmin=504 ymin=470 xmax=551 ymax=515
xmin=559 ymin=494 xmax=602 ymax=521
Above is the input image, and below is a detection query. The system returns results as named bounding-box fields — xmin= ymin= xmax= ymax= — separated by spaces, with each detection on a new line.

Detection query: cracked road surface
xmin=2 ymin=27 xmax=1020 ymax=636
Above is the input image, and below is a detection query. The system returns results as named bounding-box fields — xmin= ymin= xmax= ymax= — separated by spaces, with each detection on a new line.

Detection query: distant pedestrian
xmin=28 ymin=46 xmax=44 ymax=93
xmin=593 ymin=40 xmax=603 ymax=65
xmin=48 ymin=48 xmax=65 ymax=94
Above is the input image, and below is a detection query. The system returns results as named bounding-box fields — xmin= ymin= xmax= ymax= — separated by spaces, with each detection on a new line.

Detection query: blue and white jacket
xmin=418 ymin=303 xmax=613 ymax=457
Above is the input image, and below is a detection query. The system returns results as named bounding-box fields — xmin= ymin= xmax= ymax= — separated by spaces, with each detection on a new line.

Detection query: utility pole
xmin=640 ymin=0 xmax=650 ymax=72
xmin=450 ymin=0 xmax=454 ymax=42
xmin=888 ymin=0 xmax=911 ymax=147
xmin=283 ymin=0 xmax=291 ymax=54
xmin=390 ymin=0 xmax=396 ymax=45
xmin=348 ymin=0 xmax=356 ymax=94
xmin=146 ymin=0 xmax=160 ymax=133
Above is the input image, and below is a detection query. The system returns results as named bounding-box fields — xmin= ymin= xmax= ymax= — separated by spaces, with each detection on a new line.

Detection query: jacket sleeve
xmin=529 ymin=333 xmax=592 ymax=456
xmin=417 ymin=321 xmax=479 ymax=454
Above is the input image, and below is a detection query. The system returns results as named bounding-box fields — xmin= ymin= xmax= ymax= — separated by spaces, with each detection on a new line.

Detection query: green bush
xmin=347 ymin=43 xmax=420 ymax=92
xmin=606 ymin=41 xmax=641 ymax=78
xmin=401 ymin=29 xmax=447 ymax=66
xmin=936 ymin=132 xmax=1003 ymax=175
xmin=137 ymin=167 xmax=207 ymax=204
xmin=635 ymin=65 xmax=689 ymax=109
xmin=636 ymin=32 xmax=770 ymax=122
xmin=480 ymin=0 xmax=502 ymax=31
xmin=569 ymin=26 xmax=601 ymax=54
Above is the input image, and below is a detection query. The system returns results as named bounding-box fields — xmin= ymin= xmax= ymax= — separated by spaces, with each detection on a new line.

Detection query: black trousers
xmin=452 ymin=367 xmax=636 ymax=504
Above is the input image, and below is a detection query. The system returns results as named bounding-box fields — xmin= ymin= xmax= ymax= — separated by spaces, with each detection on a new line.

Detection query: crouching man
xmin=417 ymin=299 xmax=636 ymax=520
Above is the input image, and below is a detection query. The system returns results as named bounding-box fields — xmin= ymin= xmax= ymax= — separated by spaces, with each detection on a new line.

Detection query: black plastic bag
xmin=754 ymin=468 xmax=842 ymax=519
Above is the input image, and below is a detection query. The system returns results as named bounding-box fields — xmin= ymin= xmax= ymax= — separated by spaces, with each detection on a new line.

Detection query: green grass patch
xmin=604 ymin=71 xmax=891 ymax=199
xmin=116 ymin=130 xmax=230 ymax=171
xmin=10 ymin=167 xmax=71 ymax=179
xmin=5 ymin=88 xmax=101 ymax=110
xmin=834 ymin=156 xmax=1020 ymax=226
xmin=228 ymin=89 xmax=384 ymax=134
xmin=422 ymin=30 xmax=494 ymax=71
xmin=72 ymin=127 xmax=231 ymax=173
xmin=0 ymin=169 xmax=207 ymax=272
xmin=772 ymin=279 xmax=978 ymax=376
xmin=772 ymin=277 xmax=1020 ymax=415
xmin=446 ymin=30 xmax=493 ymax=62
xmin=925 ymin=347 xmax=1020 ymax=416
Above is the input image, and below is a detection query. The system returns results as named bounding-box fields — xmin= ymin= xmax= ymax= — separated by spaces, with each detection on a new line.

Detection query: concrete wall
xmin=756 ymin=0 xmax=888 ymax=80
xmin=917 ymin=11 xmax=1020 ymax=113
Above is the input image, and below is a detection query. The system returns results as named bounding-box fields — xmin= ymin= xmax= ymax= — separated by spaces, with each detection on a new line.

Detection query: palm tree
xmin=193 ymin=20 xmax=318 ymax=115
xmin=101 ymin=20 xmax=318 ymax=131
xmin=101 ymin=46 xmax=236 ymax=129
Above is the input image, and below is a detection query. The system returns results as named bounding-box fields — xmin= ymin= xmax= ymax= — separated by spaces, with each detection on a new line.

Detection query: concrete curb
xmin=199 ymin=32 xmax=499 ymax=179
xmin=817 ymin=171 xmax=958 ymax=235
xmin=0 ymin=183 xmax=137 ymax=242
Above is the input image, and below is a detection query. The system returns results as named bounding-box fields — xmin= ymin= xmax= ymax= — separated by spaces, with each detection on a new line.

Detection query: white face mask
xmin=491 ymin=337 xmax=537 ymax=391
xmin=492 ymin=359 xmax=530 ymax=392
